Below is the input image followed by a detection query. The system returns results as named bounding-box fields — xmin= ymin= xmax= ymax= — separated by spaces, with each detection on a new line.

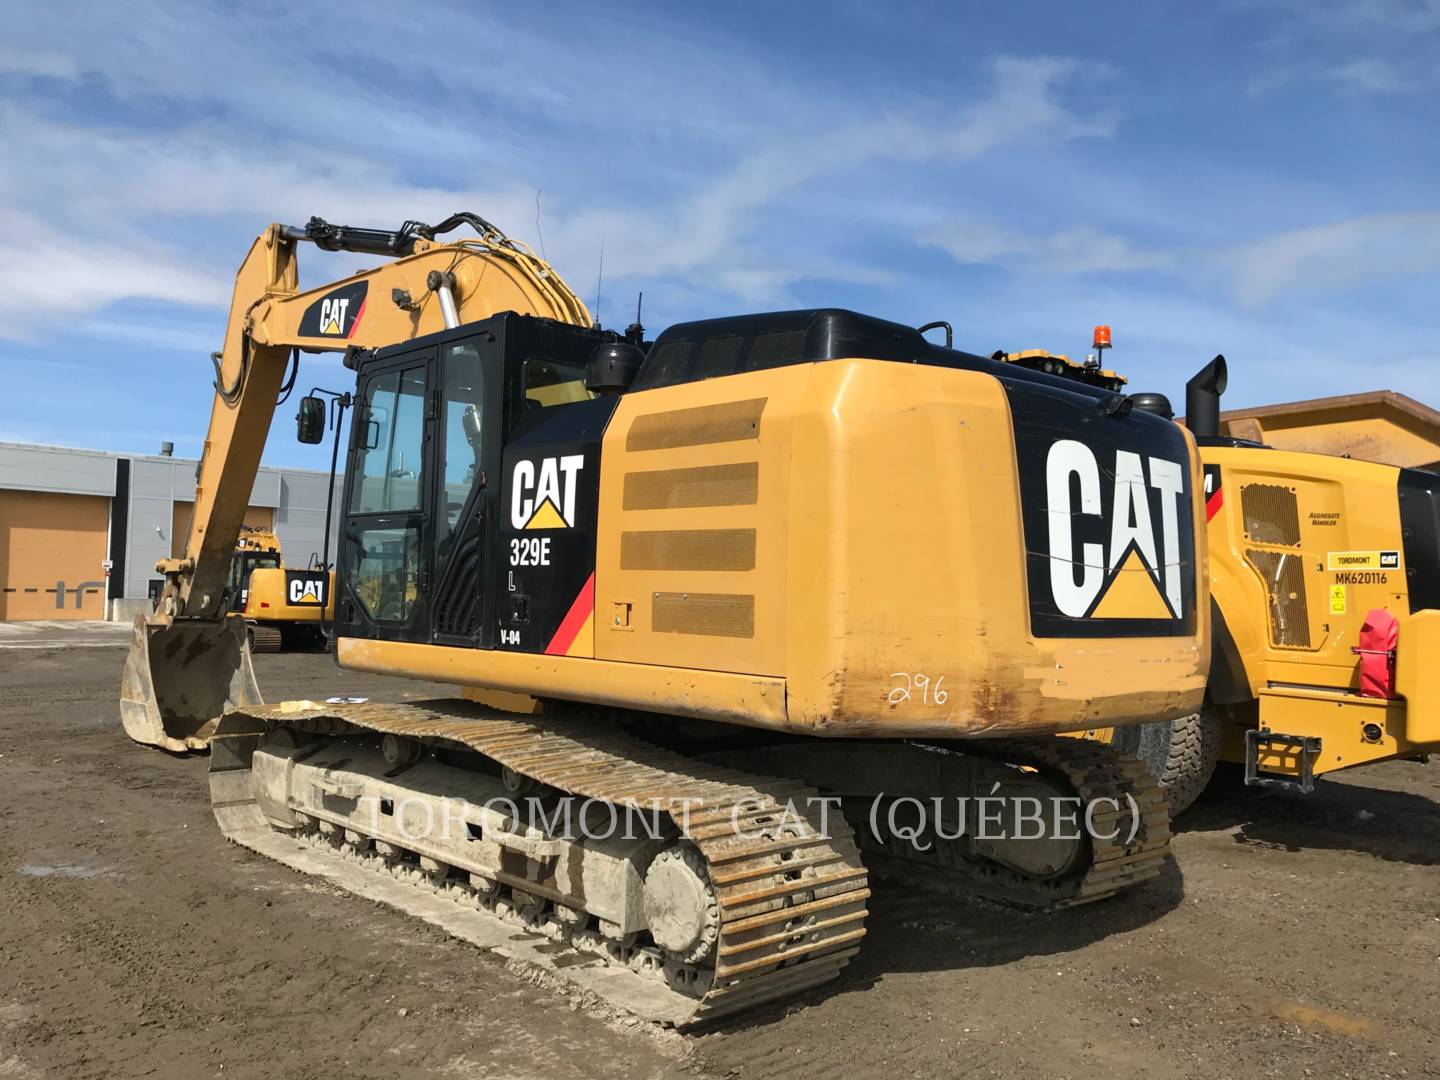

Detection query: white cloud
xmin=0 ymin=42 xmax=79 ymax=79
xmin=0 ymin=218 xmax=229 ymax=334
xmin=1228 ymin=210 xmax=1440 ymax=305
xmin=919 ymin=207 xmax=1440 ymax=312
xmin=922 ymin=221 xmax=1173 ymax=274
xmin=1329 ymin=57 xmax=1406 ymax=94
xmin=1244 ymin=0 xmax=1440 ymax=96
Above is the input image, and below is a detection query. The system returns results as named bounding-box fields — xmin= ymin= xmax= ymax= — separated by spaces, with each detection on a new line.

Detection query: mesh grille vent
xmin=623 ymin=462 xmax=759 ymax=510
xmin=1245 ymin=548 xmax=1311 ymax=647
xmin=620 ymin=529 xmax=757 ymax=571
xmin=651 ymin=592 xmax=755 ymax=638
xmin=1241 ymin=483 xmax=1301 ymax=547
xmin=625 ymin=398 xmax=766 ymax=452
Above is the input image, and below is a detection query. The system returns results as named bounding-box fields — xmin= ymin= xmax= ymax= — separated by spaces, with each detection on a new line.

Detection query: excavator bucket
xmin=120 ymin=614 xmax=263 ymax=752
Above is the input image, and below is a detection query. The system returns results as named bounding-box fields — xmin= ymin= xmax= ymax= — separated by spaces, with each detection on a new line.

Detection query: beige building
xmin=0 ymin=442 xmax=340 ymax=621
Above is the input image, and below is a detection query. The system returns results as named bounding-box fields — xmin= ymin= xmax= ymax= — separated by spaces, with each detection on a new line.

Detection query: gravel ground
xmin=1 ymin=632 xmax=1436 ymax=1079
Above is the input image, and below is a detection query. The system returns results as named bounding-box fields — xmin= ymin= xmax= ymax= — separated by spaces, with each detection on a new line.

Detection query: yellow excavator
xmin=1012 ymin=335 xmax=1440 ymax=813
xmin=120 ymin=212 xmax=1210 ymax=1025
xmin=226 ymin=526 xmax=333 ymax=651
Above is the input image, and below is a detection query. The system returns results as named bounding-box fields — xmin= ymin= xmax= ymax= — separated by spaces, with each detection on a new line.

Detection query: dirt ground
xmin=1 ymin=627 xmax=1437 ymax=1079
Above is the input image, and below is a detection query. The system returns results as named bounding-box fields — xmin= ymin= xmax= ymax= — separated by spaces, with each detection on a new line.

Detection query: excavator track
xmin=696 ymin=733 xmax=1171 ymax=914
xmin=209 ymin=699 xmax=869 ymax=1027
xmin=244 ymin=622 xmax=283 ymax=653
xmin=870 ymin=737 xmax=1172 ymax=910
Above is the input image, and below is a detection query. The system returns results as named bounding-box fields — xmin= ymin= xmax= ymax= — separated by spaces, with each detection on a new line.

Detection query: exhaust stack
xmin=1185 ymin=355 xmax=1228 ymax=438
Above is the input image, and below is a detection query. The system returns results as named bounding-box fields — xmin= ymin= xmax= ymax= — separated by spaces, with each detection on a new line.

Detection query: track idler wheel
xmin=642 ymin=846 xmax=719 ymax=965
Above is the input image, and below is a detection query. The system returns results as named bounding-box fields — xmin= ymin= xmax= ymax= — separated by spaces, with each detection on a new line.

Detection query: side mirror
xmin=296 ymin=396 xmax=326 ymax=444
xmin=586 ymin=342 xmax=644 ymax=394
xmin=462 ymin=403 xmax=483 ymax=448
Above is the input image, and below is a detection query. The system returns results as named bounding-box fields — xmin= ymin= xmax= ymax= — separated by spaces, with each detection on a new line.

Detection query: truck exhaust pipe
xmin=1185 ymin=354 xmax=1228 ymax=438
xmin=120 ymin=614 xmax=262 ymax=752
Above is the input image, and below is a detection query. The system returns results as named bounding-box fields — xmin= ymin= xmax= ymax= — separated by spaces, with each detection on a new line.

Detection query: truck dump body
xmin=1209 ymin=391 xmax=1440 ymax=472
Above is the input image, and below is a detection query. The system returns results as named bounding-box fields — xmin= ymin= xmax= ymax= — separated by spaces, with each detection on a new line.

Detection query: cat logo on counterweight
xmin=1045 ymin=439 xmax=1188 ymax=621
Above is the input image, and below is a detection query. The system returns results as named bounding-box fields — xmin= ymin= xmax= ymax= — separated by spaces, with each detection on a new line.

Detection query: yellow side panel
xmin=1255 ymin=690 xmax=1411 ymax=775
xmin=596 ymin=377 xmax=798 ymax=676
xmin=1204 ymin=448 xmax=1406 ymax=686
xmin=0 ymin=491 xmax=109 ymax=621
xmin=1394 ymin=609 xmax=1440 ymax=746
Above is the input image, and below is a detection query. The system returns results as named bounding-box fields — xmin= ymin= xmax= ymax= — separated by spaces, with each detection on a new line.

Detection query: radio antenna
xmin=626 ymin=291 xmax=645 ymax=345
xmin=593 ymin=241 xmax=605 ymax=329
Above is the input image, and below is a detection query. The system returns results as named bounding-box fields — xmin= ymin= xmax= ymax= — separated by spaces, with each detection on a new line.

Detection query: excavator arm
xmin=121 ymin=214 xmax=590 ymax=751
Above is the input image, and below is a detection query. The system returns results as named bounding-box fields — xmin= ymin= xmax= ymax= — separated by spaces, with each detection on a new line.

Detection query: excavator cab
xmin=333 ymin=315 xmax=617 ymax=650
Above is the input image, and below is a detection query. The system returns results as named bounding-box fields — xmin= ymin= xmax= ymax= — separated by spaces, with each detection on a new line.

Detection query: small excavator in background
xmin=119 ymin=211 xmax=1211 ymax=1025
xmin=1013 ymin=331 xmax=1440 ymax=812
xmin=226 ymin=526 xmax=332 ymax=652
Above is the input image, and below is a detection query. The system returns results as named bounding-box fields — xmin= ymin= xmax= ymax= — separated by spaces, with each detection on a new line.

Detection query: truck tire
xmin=1110 ymin=710 xmax=1223 ymax=815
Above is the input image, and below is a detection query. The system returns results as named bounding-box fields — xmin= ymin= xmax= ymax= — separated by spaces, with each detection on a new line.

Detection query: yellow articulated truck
xmin=226 ymin=527 xmax=333 ymax=652
xmin=119 ymin=212 xmax=1210 ymax=1025
xmin=1009 ymin=338 xmax=1440 ymax=812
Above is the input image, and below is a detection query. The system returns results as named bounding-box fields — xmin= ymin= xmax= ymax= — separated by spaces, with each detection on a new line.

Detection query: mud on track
xmin=1 ymin=638 xmax=1437 ymax=1078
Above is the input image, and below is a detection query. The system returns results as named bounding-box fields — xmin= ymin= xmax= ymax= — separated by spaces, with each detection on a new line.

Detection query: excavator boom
xmin=121 ymin=214 xmax=591 ymax=750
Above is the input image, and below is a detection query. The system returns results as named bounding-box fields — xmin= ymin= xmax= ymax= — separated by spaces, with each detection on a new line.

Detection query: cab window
xmin=350 ymin=366 xmax=426 ymax=514
xmin=522 ymin=357 xmax=594 ymax=411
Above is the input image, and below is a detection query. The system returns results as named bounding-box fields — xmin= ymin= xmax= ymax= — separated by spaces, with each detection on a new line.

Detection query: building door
xmin=0 ymin=490 xmax=110 ymax=620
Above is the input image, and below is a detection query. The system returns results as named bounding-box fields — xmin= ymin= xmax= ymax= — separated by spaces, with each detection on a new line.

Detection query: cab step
xmin=1244 ymin=728 xmax=1323 ymax=793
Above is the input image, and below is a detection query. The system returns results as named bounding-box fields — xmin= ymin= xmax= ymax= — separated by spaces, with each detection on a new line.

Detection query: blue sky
xmin=2 ymin=0 xmax=1438 ymax=468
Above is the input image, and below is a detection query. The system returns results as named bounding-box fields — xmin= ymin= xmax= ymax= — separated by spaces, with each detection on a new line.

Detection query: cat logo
xmin=1326 ymin=550 xmax=1401 ymax=571
xmin=1046 ymin=439 xmax=1187 ymax=620
xmin=318 ymin=297 xmax=349 ymax=336
xmin=512 ymin=455 xmax=584 ymax=530
xmin=287 ymin=575 xmax=326 ymax=605
xmin=299 ymin=281 xmax=368 ymax=338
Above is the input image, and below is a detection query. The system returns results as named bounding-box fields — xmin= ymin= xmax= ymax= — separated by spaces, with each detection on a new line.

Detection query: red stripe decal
xmin=544 ymin=572 xmax=595 ymax=656
xmin=1205 ymin=487 xmax=1224 ymax=522
xmin=346 ymin=296 xmax=369 ymax=339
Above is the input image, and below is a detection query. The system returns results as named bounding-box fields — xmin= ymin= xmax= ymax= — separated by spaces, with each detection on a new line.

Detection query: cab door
xmin=428 ymin=336 xmax=504 ymax=646
xmin=337 ymin=332 xmax=505 ymax=648
xmin=339 ymin=350 xmax=435 ymax=644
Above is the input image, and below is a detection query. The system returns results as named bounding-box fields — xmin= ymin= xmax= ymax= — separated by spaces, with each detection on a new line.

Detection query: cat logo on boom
xmin=298 ymin=281 xmax=368 ymax=339
xmin=1045 ymin=439 xmax=1187 ymax=621
xmin=512 ymin=455 xmax=584 ymax=530
xmin=319 ymin=298 xmax=349 ymax=336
